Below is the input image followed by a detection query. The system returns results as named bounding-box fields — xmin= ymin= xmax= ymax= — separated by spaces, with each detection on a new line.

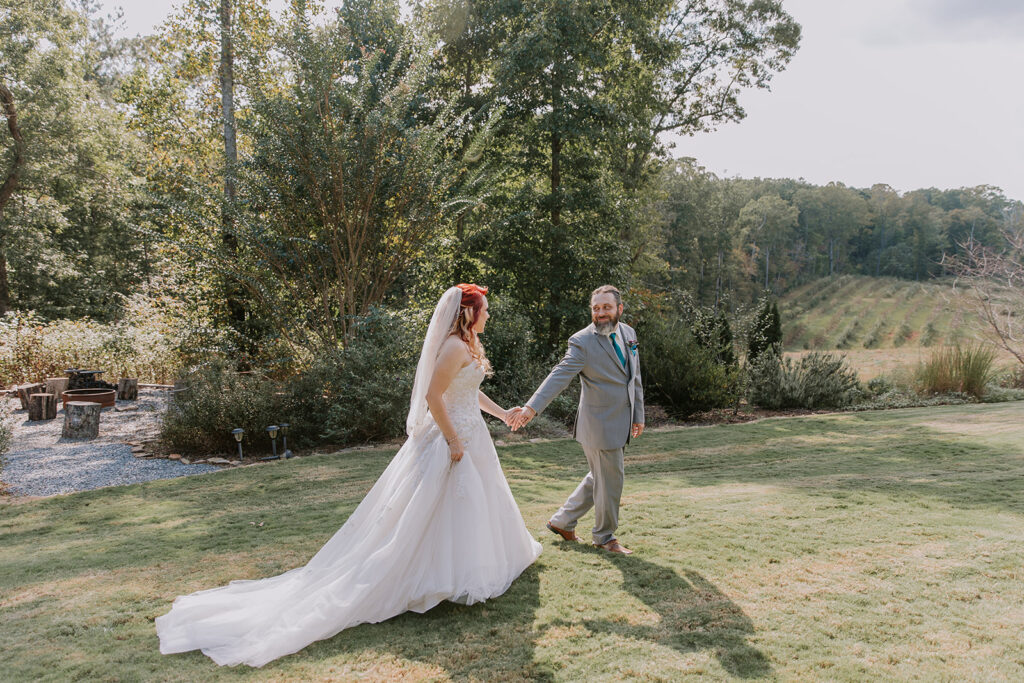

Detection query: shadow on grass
xmin=555 ymin=544 xmax=771 ymax=678
xmin=290 ymin=563 xmax=553 ymax=680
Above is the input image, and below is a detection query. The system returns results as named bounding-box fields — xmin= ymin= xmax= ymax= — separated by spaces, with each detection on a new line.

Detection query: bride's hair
xmin=452 ymin=283 xmax=493 ymax=375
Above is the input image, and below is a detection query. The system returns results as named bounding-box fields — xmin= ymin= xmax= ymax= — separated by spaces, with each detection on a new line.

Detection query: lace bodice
xmin=441 ymin=362 xmax=486 ymax=439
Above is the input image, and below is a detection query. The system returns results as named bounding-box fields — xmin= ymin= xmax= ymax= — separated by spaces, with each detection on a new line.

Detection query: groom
xmin=509 ymin=285 xmax=644 ymax=555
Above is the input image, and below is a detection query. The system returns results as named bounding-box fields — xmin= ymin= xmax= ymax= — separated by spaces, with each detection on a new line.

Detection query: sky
xmin=103 ymin=0 xmax=1024 ymax=202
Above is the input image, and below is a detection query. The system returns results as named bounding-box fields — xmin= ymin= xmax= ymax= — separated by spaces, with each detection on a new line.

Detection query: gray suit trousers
xmin=549 ymin=444 xmax=624 ymax=545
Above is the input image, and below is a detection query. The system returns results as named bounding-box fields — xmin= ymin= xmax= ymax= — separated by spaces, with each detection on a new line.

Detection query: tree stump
xmin=16 ymin=383 xmax=45 ymax=410
xmin=63 ymin=401 xmax=101 ymax=439
xmin=45 ymin=377 xmax=69 ymax=401
xmin=117 ymin=377 xmax=139 ymax=401
xmin=28 ymin=393 xmax=57 ymax=421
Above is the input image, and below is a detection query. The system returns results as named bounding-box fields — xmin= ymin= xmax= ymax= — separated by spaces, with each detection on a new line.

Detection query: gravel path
xmin=1 ymin=390 xmax=219 ymax=498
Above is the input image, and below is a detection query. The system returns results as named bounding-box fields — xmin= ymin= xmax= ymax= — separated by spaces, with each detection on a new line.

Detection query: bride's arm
xmin=478 ymin=391 xmax=508 ymax=423
xmin=426 ymin=339 xmax=471 ymax=462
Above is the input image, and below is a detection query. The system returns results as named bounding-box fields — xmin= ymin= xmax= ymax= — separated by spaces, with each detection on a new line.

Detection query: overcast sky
xmin=105 ymin=0 xmax=1024 ymax=202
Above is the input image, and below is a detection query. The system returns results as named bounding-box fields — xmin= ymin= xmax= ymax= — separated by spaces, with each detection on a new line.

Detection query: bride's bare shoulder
xmin=438 ymin=334 xmax=472 ymax=364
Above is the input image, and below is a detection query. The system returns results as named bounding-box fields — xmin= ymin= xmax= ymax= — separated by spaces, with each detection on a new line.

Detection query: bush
xmin=747 ymin=298 xmax=781 ymax=362
xmin=163 ymin=362 xmax=285 ymax=454
xmin=638 ymin=315 xmax=740 ymax=418
xmin=162 ymin=308 xmax=421 ymax=454
xmin=0 ymin=400 xmax=12 ymax=457
xmin=916 ymin=344 xmax=996 ymax=399
xmin=0 ymin=293 xmax=202 ymax=387
xmin=748 ymin=348 xmax=860 ymax=410
xmin=311 ymin=309 xmax=421 ymax=444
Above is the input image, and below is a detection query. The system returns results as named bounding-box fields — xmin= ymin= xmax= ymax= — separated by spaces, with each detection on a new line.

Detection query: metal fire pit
xmin=62 ymin=388 xmax=116 ymax=409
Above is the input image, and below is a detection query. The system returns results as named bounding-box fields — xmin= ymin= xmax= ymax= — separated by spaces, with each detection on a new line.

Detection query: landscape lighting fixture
xmin=279 ymin=423 xmax=292 ymax=459
xmin=264 ymin=425 xmax=280 ymax=461
xmin=232 ymin=428 xmax=244 ymax=460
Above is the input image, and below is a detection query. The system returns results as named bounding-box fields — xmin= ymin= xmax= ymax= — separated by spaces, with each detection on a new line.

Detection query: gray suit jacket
xmin=526 ymin=322 xmax=644 ymax=450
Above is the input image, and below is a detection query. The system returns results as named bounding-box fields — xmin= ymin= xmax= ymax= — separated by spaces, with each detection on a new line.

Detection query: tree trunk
xmin=547 ymin=57 xmax=563 ymax=350
xmin=45 ymin=377 xmax=69 ymax=401
xmin=0 ymin=81 xmax=26 ymax=316
xmin=828 ymin=238 xmax=835 ymax=276
xmin=28 ymin=393 xmax=56 ymax=421
xmin=117 ymin=377 xmax=139 ymax=401
xmin=220 ymin=0 xmax=246 ymax=345
xmin=715 ymin=249 xmax=723 ymax=312
xmin=764 ymin=247 xmax=771 ymax=291
xmin=63 ymin=401 xmax=101 ymax=439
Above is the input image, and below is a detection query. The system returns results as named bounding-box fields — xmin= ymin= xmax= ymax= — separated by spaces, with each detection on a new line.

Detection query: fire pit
xmin=62 ymin=388 xmax=116 ymax=409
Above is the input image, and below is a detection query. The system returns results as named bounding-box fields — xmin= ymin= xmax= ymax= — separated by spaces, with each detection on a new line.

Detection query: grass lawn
xmin=4 ymin=403 xmax=1024 ymax=680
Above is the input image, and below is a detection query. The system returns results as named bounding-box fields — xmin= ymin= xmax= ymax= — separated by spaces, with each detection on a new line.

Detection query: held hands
xmin=504 ymin=406 xmax=535 ymax=431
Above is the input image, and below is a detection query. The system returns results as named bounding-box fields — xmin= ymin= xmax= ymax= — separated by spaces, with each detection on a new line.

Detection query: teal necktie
xmin=609 ymin=332 xmax=627 ymax=369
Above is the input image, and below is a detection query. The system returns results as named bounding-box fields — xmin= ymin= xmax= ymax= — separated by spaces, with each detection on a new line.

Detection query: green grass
xmin=5 ymin=404 xmax=1024 ymax=680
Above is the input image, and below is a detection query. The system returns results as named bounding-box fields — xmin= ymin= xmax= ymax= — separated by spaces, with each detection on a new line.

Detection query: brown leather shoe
xmin=595 ymin=539 xmax=633 ymax=555
xmin=546 ymin=521 xmax=579 ymax=542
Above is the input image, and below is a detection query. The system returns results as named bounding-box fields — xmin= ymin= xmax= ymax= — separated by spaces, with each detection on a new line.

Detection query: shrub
xmin=638 ymin=315 xmax=740 ymax=418
xmin=747 ymin=298 xmax=781 ymax=362
xmin=836 ymin=319 xmax=860 ymax=349
xmin=311 ymin=309 xmax=421 ymax=444
xmin=162 ymin=308 xmax=421 ymax=454
xmin=916 ymin=344 xmax=996 ymax=399
xmin=692 ymin=310 xmax=736 ymax=366
xmin=0 ymin=400 xmax=12 ymax=457
xmin=862 ymin=320 xmax=884 ymax=349
xmin=893 ymin=322 xmax=913 ymax=347
xmin=748 ymin=348 xmax=860 ymax=410
xmin=0 ymin=293 xmax=202 ymax=387
xmin=921 ymin=321 xmax=939 ymax=347
xmin=161 ymin=361 xmax=286 ymax=455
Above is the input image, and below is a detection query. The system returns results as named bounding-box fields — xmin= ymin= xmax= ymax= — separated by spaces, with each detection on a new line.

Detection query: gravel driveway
xmin=1 ymin=390 xmax=219 ymax=498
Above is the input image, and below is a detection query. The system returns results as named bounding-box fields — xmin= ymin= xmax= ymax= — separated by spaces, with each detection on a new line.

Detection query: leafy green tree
xmin=747 ymin=297 xmax=779 ymax=361
xmin=119 ymin=0 xmax=273 ymax=341
xmin=794 ymin=182 xmax=870 ymax=277
xmin=739 ymin=194 xmax=799 ymax=291
xmin=421 ymin=0 xmax=801 ymax=351
xmin=1 ymin=0 xmax=148 ymax=318
xmin=222 ymin=17 xmax=493 ymax=349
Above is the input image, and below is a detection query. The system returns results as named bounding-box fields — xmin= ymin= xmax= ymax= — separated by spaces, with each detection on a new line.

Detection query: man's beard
xmin=593 ymin=312 xmax=620 ymax=335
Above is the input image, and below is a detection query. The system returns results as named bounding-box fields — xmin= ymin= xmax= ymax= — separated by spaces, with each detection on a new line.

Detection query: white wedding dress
xmin=156 ymin=361 xmax=542 ymax=667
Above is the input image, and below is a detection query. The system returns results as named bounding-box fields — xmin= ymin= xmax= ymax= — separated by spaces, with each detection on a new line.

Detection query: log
xmin=28 ymin=393 xmax=57 ymax=421
xmin=117 ymin=377 xmax=139 ymax=401
xmin=45 ymin=377 xmax=69 ymax=401
xmin=62 ymin=401 xmax=101 ymax=439
xmin=16 ymin=382 xmax=44 ymax=410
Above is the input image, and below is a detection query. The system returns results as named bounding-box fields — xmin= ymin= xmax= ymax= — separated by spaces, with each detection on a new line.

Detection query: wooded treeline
xmin=2 ymin=0 xmax=1020 ymax=367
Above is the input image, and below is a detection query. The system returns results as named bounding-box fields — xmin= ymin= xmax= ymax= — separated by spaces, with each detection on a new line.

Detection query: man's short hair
xmin=591 ymin=285 xmax=622 ymax=307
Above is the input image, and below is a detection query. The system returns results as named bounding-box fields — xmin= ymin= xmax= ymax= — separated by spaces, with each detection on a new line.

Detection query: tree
xmin=747 ymin=297 xmax=780 ymax=361
xmin=220 ymin=18 xmax=493 ymax=348
xmin=944 ymin=203 xmax=1024 ymax=366
xmin=738 ymin=194 xmax=798 ymax=291
xmin=1 ymin=0 xmax=148 ymax=318
xmin=421 ymin=0 xmax=801 ymax=352
xmin=794 ymin=183 xmax=870 ymax=277
xmin=119 ymin=0 xmax=273 ymax=338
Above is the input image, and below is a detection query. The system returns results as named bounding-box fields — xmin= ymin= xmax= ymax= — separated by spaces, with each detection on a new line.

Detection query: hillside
xmin=781 ymin=275 xmax=1018 ymax=351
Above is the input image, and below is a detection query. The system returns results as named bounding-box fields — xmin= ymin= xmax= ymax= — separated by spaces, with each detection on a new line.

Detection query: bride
xmin=156 ymin=284 xmax=542 ymax=667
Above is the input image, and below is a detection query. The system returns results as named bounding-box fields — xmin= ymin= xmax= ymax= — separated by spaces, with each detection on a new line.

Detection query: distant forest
xmin=658 ymin=162 xmax=1022 ymax=309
